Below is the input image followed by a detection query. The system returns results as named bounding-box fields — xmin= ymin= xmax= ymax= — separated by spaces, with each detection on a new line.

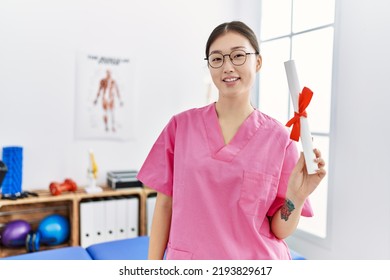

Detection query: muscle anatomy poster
xmin=75 ymin=52 xmax=136 ymax=140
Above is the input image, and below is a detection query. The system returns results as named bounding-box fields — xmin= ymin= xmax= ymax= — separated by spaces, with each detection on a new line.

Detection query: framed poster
xmin=75 ymin=52 xmax=136 ymax=140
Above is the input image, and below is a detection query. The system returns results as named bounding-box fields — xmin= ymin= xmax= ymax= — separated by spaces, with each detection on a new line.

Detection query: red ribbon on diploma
xmin=286 ymin=87 xmax=313 ymax=141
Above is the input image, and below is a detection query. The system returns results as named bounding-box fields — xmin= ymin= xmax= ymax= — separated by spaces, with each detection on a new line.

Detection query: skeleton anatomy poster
xmin=75 ymin=52 xmax=135 ymax=140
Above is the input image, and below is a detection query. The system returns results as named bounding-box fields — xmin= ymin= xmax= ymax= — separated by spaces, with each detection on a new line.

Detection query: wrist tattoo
xmin=281 ymin=199 xmax=295 ymax=221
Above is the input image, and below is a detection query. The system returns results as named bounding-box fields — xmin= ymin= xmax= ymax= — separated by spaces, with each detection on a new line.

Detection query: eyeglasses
xmin=205 ymin=50 xmax=259 ymax=69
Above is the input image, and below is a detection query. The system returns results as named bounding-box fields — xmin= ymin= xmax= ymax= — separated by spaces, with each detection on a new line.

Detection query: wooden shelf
xmin=0 ymin=186 xmax=155 ymax=258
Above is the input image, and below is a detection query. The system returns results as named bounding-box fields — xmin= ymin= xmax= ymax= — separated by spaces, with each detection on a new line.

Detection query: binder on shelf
xmin=104 ymin=197 xmax=118 ymax=242
xmin=146 ymin=193 xmax=157 ymax=236
xmin=115 ymin=196 xmax=130 ymax=240
xmin=80 ymin=199 xmax=95 ymax=248
xmin=92 ymin=199 xmax=106 ymax=244
xmin=125 ymin=196 xmax=139 ymax=238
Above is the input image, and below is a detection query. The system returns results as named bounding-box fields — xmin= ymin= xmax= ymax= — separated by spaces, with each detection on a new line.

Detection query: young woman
xmin=137 ymin=21 xmax=326 ymax=260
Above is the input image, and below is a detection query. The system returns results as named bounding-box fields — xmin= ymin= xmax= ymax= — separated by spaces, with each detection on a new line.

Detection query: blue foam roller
xmin=2 ymin=146 xmax=23 ymax=195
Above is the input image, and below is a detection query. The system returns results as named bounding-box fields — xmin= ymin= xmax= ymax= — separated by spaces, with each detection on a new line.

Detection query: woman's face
xmin=208 ymin=31 xmax=262 ymax=100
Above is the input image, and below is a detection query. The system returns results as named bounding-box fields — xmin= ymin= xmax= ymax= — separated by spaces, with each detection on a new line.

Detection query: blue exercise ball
xmin=37 ymin=214 xmax=70 ymax=245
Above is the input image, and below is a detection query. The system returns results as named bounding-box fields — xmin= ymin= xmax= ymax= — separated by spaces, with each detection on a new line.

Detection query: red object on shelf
xmin=49 ymin=179 xmax=78 ymax=196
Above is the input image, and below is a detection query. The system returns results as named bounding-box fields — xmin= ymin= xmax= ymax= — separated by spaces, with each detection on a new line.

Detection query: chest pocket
xmin=239 ymin=171 xmax=278 ymax=217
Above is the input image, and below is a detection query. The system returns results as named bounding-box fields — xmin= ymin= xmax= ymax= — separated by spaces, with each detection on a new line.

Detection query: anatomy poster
xmin=75 ymin=52 xmax=135 ymax=140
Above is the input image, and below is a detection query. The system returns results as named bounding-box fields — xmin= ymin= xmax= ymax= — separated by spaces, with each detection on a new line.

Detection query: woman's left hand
xmin=287 ymin=149 xmax=327 ymax=202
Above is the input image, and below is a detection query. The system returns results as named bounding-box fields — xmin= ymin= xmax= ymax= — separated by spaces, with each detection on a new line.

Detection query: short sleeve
xmin=267 ymin=140 xmax=313 ymax=218
xmin=137 ymin=117 xmax=176 ymax=197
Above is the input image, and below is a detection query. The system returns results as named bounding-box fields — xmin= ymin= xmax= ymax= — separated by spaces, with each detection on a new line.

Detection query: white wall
xmin=287 ymin=0 xmax=390 ymax=259
xmin=0 ymin=0 xmax=236 ymax=189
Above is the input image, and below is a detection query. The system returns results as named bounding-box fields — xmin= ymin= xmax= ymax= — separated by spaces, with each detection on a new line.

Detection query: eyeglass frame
xmin=204 ymin=50 xmax=259 ymax=69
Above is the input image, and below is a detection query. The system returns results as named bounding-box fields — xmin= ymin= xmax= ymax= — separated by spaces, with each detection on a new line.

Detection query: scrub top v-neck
xmin=137 ymin=103 xmax=313 ymax=260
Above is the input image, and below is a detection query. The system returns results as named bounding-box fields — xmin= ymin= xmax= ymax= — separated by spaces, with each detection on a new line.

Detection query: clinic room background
xmin=0 ymin=0 xmax=390 ymax=260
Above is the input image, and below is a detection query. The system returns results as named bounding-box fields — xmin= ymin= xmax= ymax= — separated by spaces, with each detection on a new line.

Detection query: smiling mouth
xmin=223 ymin=77 xmax=240 ymax=82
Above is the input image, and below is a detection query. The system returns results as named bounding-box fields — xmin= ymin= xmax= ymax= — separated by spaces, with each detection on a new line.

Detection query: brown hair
xmin=205 ymin=21 xmax=260 ymax=58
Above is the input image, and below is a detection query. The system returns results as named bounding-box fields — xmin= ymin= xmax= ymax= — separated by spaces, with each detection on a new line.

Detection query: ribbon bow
xmin=286 ymin=87 xmax=313 ymax=141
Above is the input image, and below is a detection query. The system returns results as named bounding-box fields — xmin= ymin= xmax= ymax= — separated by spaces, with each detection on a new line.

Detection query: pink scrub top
xmin=137 ymin=103 xmax=313 ymax=260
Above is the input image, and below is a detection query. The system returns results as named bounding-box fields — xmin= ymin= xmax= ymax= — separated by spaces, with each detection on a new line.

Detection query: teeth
xmin=224 ymin=77 xmax=239 ymax=82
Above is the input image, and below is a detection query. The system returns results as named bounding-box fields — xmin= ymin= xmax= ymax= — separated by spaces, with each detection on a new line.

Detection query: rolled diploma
xmin=284 ymin=60 xmax=317 ymax=174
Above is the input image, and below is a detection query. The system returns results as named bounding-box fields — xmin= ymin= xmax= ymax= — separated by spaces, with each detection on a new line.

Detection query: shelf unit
xmin=0 ymin=186 xmax=156 ymax=258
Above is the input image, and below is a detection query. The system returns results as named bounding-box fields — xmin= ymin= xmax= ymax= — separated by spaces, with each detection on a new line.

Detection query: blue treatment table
xmin=1 ymin=236 xmax=305 ymax=260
